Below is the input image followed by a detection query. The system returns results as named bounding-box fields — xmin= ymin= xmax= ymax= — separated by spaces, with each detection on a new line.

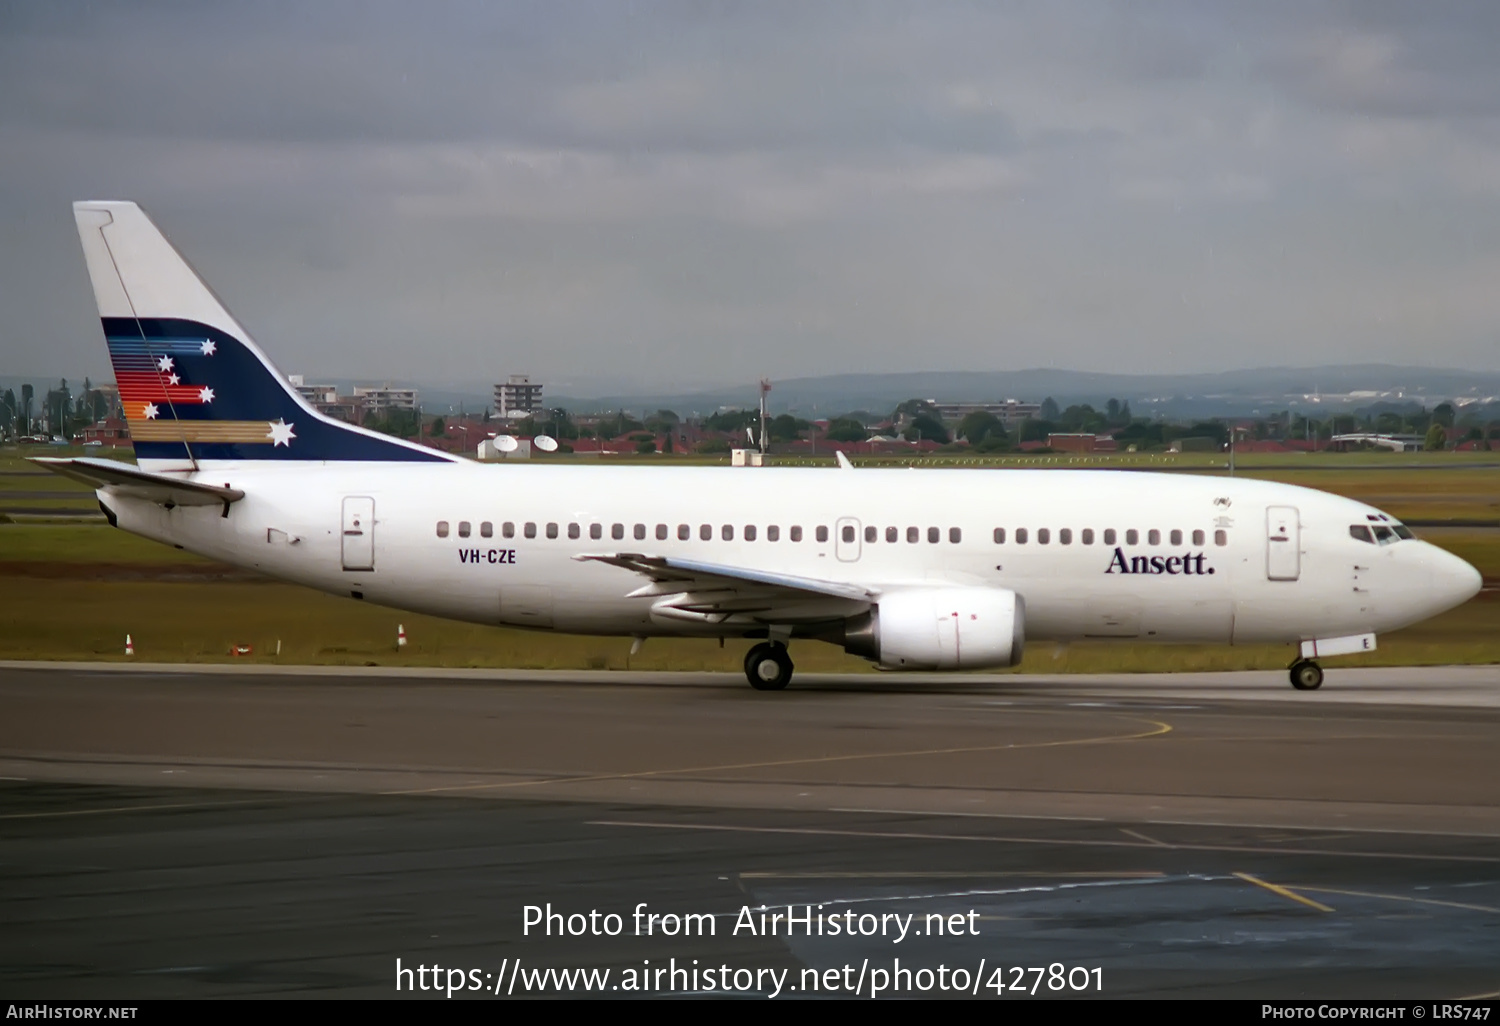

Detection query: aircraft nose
xmin=1429 ymin=545 xmax=1483 ymax=611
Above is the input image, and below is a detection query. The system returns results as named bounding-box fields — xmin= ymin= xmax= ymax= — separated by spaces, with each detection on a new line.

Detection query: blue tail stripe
xmin=103 ymin=316 xmax=451 ymax=463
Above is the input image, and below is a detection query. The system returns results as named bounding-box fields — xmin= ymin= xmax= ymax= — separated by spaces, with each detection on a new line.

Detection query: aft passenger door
xmin=1266 ymin=505 xmax=1300 ymax=581
xmin=341 ymin=496 xmax=375 ymax=571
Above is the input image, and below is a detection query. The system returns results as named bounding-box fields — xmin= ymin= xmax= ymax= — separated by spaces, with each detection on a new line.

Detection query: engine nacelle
xmin=844 ymin=587 xmax=1025 ymax=670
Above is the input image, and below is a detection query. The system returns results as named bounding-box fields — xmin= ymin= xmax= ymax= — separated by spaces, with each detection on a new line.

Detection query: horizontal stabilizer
xmin=30 ymin=457 xmax=244 ymax=508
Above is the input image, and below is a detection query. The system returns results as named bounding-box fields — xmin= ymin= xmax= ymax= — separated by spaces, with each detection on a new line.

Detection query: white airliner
xmin=36 ymin=201 xmax=1482 ymax=691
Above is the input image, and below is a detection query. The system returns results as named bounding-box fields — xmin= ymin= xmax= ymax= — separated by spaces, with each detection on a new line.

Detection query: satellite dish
xmin=495 ymin=435 xmax=519 ymax=452
xmin=533 ymin=434 xmax=558 ymax=453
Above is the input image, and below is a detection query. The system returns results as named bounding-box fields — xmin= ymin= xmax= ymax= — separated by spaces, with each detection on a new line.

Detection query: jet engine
xmin=843 ymin=587 xmax=1025 ymax=670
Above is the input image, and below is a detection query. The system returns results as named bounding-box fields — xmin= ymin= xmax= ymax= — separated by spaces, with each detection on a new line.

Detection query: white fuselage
xmin=101 ymin=462 xmax=1479 ymax=649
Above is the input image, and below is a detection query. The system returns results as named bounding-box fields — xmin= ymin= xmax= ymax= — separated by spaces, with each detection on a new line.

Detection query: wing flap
xmin=30 ymin=457 xmax=244 ymax=508
xmin=576 ymin=552 xmax=875 ymax=602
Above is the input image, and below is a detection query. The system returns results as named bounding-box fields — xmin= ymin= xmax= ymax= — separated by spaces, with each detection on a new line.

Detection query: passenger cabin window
xmin=504 ymin=522 xmax=516 ymax=539
xmin=1125 ymin=529 xmax=1139 ymax=546
xmin=949 ymin=527 xmax=962 ymax=544
xmin=1081 ymin=528 xmax=1094 ymax=545
xmin=927 ymin=527 xmax=940 ymax=543
xmin=843 ymin=525 xmax=857 ymax=543
xmin=700 ymin=524 xmax=712 ymax=541
xmin=745 ymin=525 xmax=757 ymax=541
xmin=568 ymin=523 xmax=580 ymax=540
xmin=458 ymin=521 xmax=472 ymax=538
xmin=1214 ymin=530 xmax=1228 ymax=546
xmin=1103 ymin=529 xmax=1116 ymax=545
xmin=1147 ymin=529 xmax=1160 ymax=546
xmin=723 ymin=524 xmax=735 ymax=541
xmin=1192 ymin=529 xmax=1205 ymax=546
xmin=546 ymin=523 xmax=558 ymax=539
xmin=678 ymin=524 xmax=690 ymax=540
xmin=1016 ymin=528 xmax=1029 ymax=544
xmin=767 ymin=525 xmax=780 ymax=542
xmin=634 ymin=524 xmax=646 ymax=541
xmin=1349 ymin=525 xmax=1374 ymax=544
xmin=436 ymin=521 xmax=450 ymax=538
xmin=816 ymin=526 xmax=829 ymax=543
xmin=589 ymin=523 xmax=602 ymax=540
xmin=906 ymin=526 xmax=918 ymax=543
xmin=864 ymin=525 xmax=876 ymax=543
xmin=612 ymin=523 xmax=624 ymax=540
xmin=993 ymin=527 xmax=1006 ymax=544
xmin=1037 ymin=528 xmax=1050 ymax=545
xmin=1170 ymin=529 xmax=1182 ymax=546
xmin=524 ymin=522 xmax=536 ymax=539
xmin=480 ymin=521 xmax=493 ymax=538
xmin=790 ymin=526 xmax=803 ymax=542
xmin=1059 ymin=528 xmax=1072 ymax=545
xmin=887 ymin=526 xmax=899 ymax=543
xmin=656 ymin=524 xmax=668 ymax=540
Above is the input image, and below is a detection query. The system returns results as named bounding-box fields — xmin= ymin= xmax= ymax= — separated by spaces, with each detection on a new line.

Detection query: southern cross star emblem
xmin=198 ymin=387 xmax=215 ymax=403
xmin=143 ymin=403 xmax=159 ymax=419
xmin=267 ymin=419 xmax=295 ymax=447
xmin=157 ymin=355 xmax=174 ymax=372
xmin=167 ymin=373 xmax=180 ymax=385
xmin=200 ymin=340 xmax=217 ymax=356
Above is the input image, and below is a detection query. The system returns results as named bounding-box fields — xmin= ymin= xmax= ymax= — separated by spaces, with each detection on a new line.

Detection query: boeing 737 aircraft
xmin=36 ymin=201 xmax=1483 ymax=691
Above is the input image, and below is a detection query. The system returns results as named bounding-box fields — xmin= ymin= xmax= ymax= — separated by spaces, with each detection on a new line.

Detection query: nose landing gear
xmin=745 ymin=642 xmax=794 ymax=691
xmin=1289 ymin=659 xmax=1324 ymax=691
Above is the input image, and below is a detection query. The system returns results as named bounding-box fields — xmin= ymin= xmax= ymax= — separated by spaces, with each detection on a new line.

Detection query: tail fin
xmin=73 ymin=201 xmax=455 ymax=471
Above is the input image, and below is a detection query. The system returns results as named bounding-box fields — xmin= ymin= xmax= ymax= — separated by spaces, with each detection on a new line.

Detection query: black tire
xmin=1289 ymin=660 xmax=1324 ymax=691
xmin=745 ymin=643 xmax=793 ymax=691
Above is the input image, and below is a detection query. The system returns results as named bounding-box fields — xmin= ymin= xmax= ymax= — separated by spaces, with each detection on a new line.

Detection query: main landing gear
xmin=745 ymin=642 xmax=794 ymax=691
xmin=1289 ymin=659 xmax=1324 ymax=691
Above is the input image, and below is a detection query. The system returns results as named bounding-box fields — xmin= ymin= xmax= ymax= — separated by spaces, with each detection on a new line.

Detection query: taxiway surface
xmin=2 ymin=663 xmax=1498 ymax=999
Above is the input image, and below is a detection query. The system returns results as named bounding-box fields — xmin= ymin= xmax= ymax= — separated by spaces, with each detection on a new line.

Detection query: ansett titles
xmin=1104 ymin=547 xmax=1215 ymax=576
xmin=458 ymin=548 xmax=517 ymax=565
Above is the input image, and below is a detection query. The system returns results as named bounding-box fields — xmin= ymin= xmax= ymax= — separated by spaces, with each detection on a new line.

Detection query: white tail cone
xmin=125 ymin=634 xmax=134 ymax=656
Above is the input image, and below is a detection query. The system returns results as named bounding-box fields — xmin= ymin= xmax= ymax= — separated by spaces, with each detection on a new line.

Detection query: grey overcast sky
xmin=2 ymin=2 xmax=1499 ymax=393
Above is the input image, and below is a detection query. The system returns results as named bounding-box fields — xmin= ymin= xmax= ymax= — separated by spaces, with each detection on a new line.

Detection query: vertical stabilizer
xmin=73 ymin=201 xmax=455 ymax=470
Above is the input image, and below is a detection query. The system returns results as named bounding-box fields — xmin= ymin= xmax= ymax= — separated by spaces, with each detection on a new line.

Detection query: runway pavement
xmin=2 ymin=662 xmax=1498 ymax=999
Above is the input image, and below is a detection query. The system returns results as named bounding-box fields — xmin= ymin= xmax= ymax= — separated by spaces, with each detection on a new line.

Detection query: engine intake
xmin=844 ymin=587 xmax=1025 ymax=670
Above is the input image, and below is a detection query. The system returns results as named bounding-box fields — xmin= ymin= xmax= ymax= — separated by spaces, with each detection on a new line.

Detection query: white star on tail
xmin=200 ymin=340 xmax=217 ymax=355
xmin=157 ymin=355 xmax=174 ymax=372
xmin=198 ymin=387 xmax=215 ymax=403
xmin=167 ymin=373 xmax=180 ymax=385
xmin=143 ymin=403 xmax=159 ymax=419
xmin=267 ymin=419 xmax=295 ymax=447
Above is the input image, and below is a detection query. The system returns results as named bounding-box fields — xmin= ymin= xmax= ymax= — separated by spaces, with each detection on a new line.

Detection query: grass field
xmin=0 ymin=444 xmax=1495 ymax=671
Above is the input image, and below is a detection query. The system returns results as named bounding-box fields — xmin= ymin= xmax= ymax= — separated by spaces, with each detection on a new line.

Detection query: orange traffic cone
xmin=397 ymin=624 xmax=407 ymax=648
xmin=125 ymin=634 xmax=134 ymax=656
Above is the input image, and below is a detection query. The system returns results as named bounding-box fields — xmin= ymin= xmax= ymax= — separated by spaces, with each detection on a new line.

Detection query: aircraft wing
xmin=30 ymin=457 xmax=245 ymax=508
xmin=576 ymin=552 xmax=874 ymax=625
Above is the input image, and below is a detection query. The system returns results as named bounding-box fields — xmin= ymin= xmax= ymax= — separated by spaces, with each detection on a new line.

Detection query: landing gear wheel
xmin=1289 ymin=659 xmax=1324 ymax=691
xmin=744 ymin=642 xmax=793 ymax=691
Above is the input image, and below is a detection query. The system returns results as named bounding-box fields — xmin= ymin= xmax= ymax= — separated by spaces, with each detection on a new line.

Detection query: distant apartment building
xmin=495 ymin=375 xmax=543 ymax=419
xmin=287 ymin=375 xmax=339 ymax=405
xmin=930 ymin=399 xmax=1041 ymax=430
xmin=352 ymin=385 xmax=419 ymax=413
xmin=286 ymin=376 xmax=416 ymax=423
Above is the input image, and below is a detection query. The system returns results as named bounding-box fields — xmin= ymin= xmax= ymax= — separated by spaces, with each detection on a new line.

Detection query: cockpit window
xmin=1372 ymin=525 xmax=1395 ymax=544
xmin=1393 ymin=524 xmax=1414 ymax=539
xmin=1349 ymin=525 xmax=1373 ymax=544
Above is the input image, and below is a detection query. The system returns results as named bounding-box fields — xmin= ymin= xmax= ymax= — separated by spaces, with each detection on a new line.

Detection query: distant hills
xmin=7 ymin=365 xmax=1499 ymax=422
xmin=543 ymin=365 xmax=1500 ymax=420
